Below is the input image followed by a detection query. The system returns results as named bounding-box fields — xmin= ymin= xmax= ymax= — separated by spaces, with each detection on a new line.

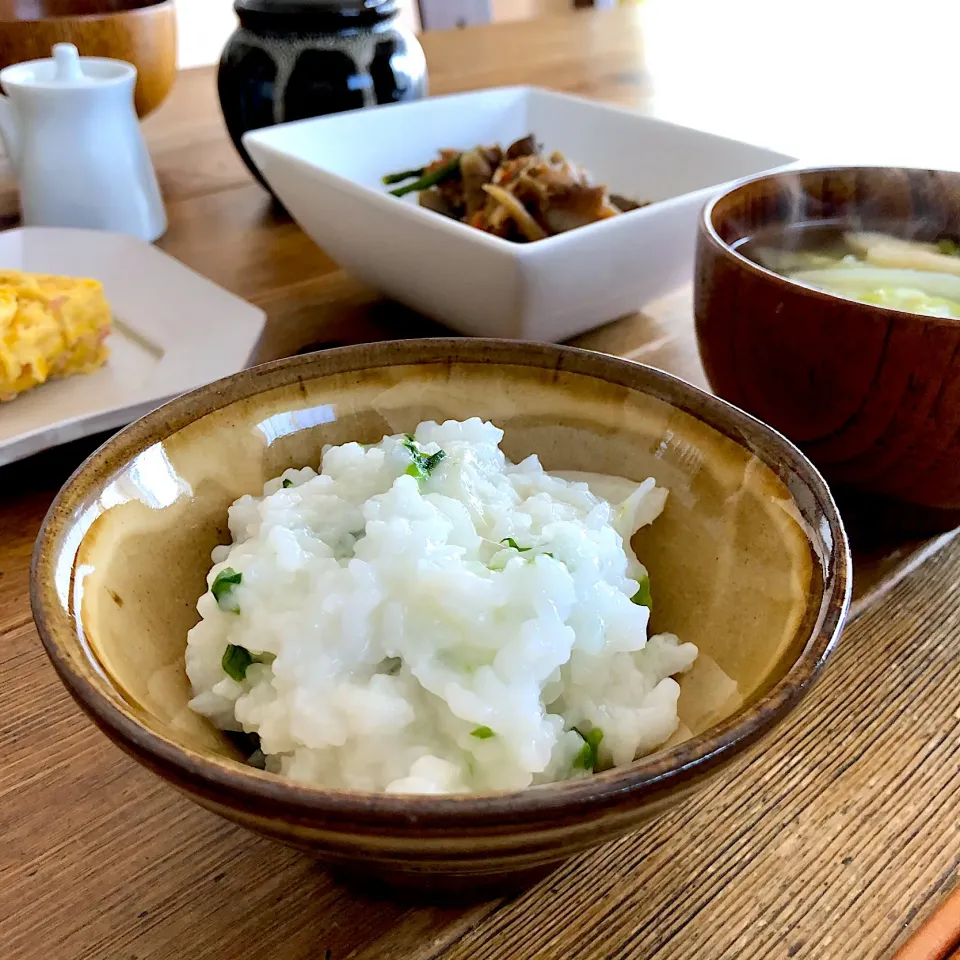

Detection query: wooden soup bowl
xmin=32 ymin=340 xmax=850 ymax=895
xmin=696 ymin=166 xmax=960 ymax=534
xmin=0 ymin=0 xmax=176 ymax=117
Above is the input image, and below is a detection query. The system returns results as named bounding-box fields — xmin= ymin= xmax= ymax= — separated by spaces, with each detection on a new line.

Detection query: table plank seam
xmin=1 ymin=612 xmax=34 ymax=640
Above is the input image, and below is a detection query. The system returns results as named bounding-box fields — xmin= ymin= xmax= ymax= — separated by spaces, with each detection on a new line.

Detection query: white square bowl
xmin=244 ymin=87 xmax=793 ymax=341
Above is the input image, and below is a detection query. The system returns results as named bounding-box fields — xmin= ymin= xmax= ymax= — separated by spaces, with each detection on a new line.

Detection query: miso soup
xmin=736 ymin=223 xmax=960 ymax=320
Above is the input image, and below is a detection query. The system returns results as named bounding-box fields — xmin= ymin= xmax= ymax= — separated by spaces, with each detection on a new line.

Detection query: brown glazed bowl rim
xmin=0 ymin=0 xmax=172 ymax=24
xmin=701 ymin=164 xmax=960 ymax=332
xmin=31 ymin=339 xmax=851 ymax=828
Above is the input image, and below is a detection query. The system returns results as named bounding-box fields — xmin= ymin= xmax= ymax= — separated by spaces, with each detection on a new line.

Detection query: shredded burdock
xmin=383 ymin=134 xmax=648 ymax=243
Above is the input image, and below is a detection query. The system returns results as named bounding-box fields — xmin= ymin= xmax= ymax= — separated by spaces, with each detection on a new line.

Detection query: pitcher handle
xmin=0 ymin=95 xmax=20 ymax=173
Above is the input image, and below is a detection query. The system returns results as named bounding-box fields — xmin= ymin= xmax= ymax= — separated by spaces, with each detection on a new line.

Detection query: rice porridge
xmin=185 ymin=418 xmax=698 ymax=794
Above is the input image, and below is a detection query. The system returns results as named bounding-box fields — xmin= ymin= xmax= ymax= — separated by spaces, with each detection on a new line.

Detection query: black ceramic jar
xmin=218 ymin=0 xmax=427 ymax=188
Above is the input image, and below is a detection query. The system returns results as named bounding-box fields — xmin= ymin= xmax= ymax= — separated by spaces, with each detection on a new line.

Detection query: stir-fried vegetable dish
xmin=383 ymin=134 xmax=647 ymax=243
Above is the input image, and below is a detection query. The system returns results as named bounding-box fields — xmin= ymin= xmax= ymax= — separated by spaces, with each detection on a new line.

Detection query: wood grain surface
xmin=2 ymin=4 xmax=960 ymax=958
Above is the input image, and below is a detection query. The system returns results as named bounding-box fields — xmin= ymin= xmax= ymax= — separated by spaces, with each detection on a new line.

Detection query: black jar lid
xmin=235 ymin=0 xmax=398 ymax=32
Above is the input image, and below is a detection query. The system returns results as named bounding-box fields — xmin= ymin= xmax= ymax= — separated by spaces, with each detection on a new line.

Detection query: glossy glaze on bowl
xmin=32 ymin=340 xmax=850 ymax=892
xmin=696 ymin=166 xmax=960 ymax=532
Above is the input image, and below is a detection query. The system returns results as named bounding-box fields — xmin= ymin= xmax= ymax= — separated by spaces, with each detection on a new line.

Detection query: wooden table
xmin=3 ymin=4 xmax=960 ymax=958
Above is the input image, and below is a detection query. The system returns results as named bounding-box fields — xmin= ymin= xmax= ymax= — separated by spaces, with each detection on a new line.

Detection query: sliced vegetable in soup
xmin=737 ymin=224 xmax=960 ymax=319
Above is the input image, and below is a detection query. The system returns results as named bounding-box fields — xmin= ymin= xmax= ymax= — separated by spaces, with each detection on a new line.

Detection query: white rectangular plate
xmin=0 ymin=227 xmax=266 ymax=466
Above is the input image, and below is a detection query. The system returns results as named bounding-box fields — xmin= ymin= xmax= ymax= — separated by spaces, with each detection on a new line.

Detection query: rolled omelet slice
xmin=0 ymin=269 xmax=111 ymax=402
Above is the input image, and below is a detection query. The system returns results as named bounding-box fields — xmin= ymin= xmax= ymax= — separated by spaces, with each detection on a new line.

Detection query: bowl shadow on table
xmin=254 ymin=286 xmax=448 ymax=366
xmin=0 ymin=427 xmax=118 ymax=495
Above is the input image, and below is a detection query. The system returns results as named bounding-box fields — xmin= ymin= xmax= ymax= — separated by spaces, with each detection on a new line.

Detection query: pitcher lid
xmin=0 ymin=43 xmax=136 ymax=89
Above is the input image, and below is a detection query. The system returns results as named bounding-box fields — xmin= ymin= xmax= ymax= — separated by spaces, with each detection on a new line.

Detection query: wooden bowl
xmin=695 ymin=166 xmax=960 ymax=534
xmin=31 ymin=339 xmax=850 ymax=894
xmin=0 ymin=0 xmax=176 ymax=117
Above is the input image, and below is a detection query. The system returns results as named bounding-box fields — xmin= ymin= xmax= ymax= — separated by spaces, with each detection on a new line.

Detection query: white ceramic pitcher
xmin=0 ymin=44 xmax=166 ymax=241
